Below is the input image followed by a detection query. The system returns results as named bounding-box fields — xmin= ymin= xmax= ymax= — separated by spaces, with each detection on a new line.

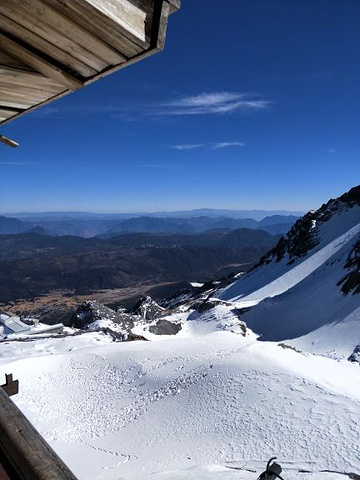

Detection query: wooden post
xmin=0 ymin=134 xmax=19 ymax=147
xmin=0 ymin=386 xmax=78 ymax=480
xmin=0 ymin=374 xmax=19 ymax=397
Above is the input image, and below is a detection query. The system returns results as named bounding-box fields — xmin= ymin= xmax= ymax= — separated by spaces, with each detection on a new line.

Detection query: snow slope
xmin=217 ymin=197 xmax=360 ymax=358
xmin=1 ymin=329 xmax=359 ymax=480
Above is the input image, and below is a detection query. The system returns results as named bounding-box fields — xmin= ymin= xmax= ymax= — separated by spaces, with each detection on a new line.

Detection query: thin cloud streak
xmin=211 ymin=142 xmax=245 ymax=150
xmin=32 ymin=91 xmax=272 ymax=120
xmin=156 ymin=92 xmax=272 ymax=116
xmin=170 ymin=141 xmax=246 ymax=151
xmin=171 ymin=144 xmax=204 ymax=150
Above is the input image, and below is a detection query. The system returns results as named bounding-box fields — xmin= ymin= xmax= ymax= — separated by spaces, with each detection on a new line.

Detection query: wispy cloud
xmin=170 ymin=141 xmax=245 ymax=151
xmin=31 ymin=91 xmax=272 ymax=120
xmin=210 ymin=142 xmax=245 ymax=150
xmin=171 ymin=144 xmax=204 ymax=151
xmin=138 ymin=164 xmax=183 ymax=170
xmin=324 ymin=148 xmax=337 ymax=154
xmin=156 ymin=92 xmax=272 ymax=116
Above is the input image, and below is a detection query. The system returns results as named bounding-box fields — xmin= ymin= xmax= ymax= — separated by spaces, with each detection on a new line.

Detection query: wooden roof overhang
xmin=0 ymin=0 xmax=180 ymax=127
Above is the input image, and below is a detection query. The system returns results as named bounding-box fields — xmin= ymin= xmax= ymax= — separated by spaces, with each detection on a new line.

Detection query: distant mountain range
xmin=0 ymin=211 xmax=300 ymax=237
xmin=4 ymin=208 xmax=305 ymax=221
xmin=0 ymin=228 xmax=280 ymax=305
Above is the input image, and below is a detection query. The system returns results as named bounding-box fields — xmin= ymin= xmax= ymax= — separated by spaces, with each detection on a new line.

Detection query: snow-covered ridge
xmin=219 ymin=220 xmax=360 ymax=304
xmin=214 ymin=186 xmax=360 ymax=357
xmin=256 ymin=185 xmax=360 ymax=266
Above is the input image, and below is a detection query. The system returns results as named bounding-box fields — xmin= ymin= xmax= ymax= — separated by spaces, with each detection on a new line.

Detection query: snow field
xmin=1 ymin=330 xmax=359 ymax=480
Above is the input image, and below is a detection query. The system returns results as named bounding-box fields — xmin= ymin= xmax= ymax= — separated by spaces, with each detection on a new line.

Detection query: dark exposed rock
xmin=71 ymin=300 xmax=134 ymax=330
xmin=348 ymin=345 xmax=360 ymax=364
xmin=149 ymin=320 xmax=182 ymax=335
xmin=197 ymin=298 xmax=233 ymax=313
xmin=338 ymin=240 xmax=360 ymax=294
xmin=99 ymin=327 xmax=148 ymax=342
xmin=256 ymin=212 xmax=319 ymax=265
xmin=130 ymin=296 xmax=165 ymax=321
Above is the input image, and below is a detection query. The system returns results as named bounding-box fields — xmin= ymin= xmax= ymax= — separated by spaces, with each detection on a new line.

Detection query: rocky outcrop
xmin=71 ymin=300 xmax=134 ymax=330
xmin=130 ymin=296 xmax=165 ymax=321
xmin=149 ymin=320 xmax=182 ymax=335
xmin=348 ymin=345 xmax=360 ymax=364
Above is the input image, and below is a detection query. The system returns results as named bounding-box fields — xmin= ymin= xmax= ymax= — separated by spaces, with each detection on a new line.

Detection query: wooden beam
xmin=0 ymin=107 xmax=20 ymax=119
xmin=0 ymin=84 xmax=58 ymax=102
xmin=0 ymin=386 xmax=78 ymax=479
xmin=0 ymin=0 xmax=126 ymax=71
xmin=0 ymin=33 xmax=83 ymax=91
xmin=0 ymin=88 xmax=71 ymax=127
xmin=0 ymin=135 xmax=20 ymax=147
xmin=0 ymin=50 xmax=34 ymax=70
xmin=0 ymin=66 xmax=65 ymax=92
xmin=0 ymin=13 xmax=98 ymax=78
xmin=41 ymin=0 xmax=143 ymax=58
xmin=85 ymin=0 xmax=172 ymax=85
xmin=80 ymin=0 xmax=148 ymax=44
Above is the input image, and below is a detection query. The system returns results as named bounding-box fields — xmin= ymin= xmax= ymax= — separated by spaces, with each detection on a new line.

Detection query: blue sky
xmin=1 ymin=0 xmax=359 ymax=214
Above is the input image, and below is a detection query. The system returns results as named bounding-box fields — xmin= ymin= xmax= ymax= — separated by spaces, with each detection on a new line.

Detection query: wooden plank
xmin=80 ymin=0 xmax=148 ymax=44
xmin=0 ymin=108 xmax=20 ymax=119
xmin=0 ymin=0 xmax=125 ymax=71
xmin=0 ymin=89 xmax=70 ymax=127
xmin=0 ymin=50 xmax=34 ymax=70
xmin=85 ymin=0 xmax=173 ymax=85
xmin=0 ymin=84 xmax=56 ymax=103
xmin=42 ymin=0 xmax=144 ymax=58
xmin=0 ymin=14 xmax=98 ymax=78
xmin=0 ymin=34 xmax=83 ymax=90
xmin=0 ymin=95 xmax=34 ymax=109
xmin=0 ymin=66 xmax=65 ymax=91
xmin=151 ymin=0 xmax=170 ymax=51
xmin=0 ymin=386 xmax=78 ymax=480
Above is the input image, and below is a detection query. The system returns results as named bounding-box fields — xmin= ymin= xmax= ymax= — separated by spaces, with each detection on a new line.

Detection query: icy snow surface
xmin=216 ymin=208 xmax=360 ymax=354
xmin=1 ymin=327 xmax=359 ymax=480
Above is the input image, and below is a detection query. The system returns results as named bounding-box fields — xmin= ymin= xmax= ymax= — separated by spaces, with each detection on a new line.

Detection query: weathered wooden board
xmin=0 ymin=1 xmax=122 ymax=73
xmin=0 ymin=386 xmax=79 ymax=479
xmin=42 ymin=0 xmax=145 ymax=58
xmin=0 ymin=14 xmax=99 ymax=78
xmin=0 ymin=34 xmax=83 ymax=90
xmin=0 ymin=107 xmax=20 ymax=119
xmin=0 ymin=50 xmax=34 ymax=71
xmin=0 ymin=66 xmax=65 ymax=92
xmin=0 ymin=0 xmax=180 ymax=128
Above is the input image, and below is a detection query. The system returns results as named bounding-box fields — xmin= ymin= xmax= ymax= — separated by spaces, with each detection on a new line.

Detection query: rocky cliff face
xmin=338 ymin=239 xmax=360 ymax=294
xmin=256 ymin=185 xmax=360 ymax=267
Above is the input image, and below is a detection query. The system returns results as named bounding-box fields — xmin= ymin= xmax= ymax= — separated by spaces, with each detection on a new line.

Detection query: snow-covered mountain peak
xmin=256 ymin=185 xmax=360 ymax=267
xmin=214 ymin=185 xmax=360 ymax=359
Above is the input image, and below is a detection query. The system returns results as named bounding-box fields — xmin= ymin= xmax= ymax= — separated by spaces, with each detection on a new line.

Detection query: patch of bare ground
xmin=0 ymin=282 xmax=180 ymax=326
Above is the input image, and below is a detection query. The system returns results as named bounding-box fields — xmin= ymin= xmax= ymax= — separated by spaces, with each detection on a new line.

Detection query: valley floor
xmin=0 ymin=323 xmax=359 ymax=480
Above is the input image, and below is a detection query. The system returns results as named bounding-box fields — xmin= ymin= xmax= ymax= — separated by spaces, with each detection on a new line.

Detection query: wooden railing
xmin=0 ymin=375 xmax=78 ymax=480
